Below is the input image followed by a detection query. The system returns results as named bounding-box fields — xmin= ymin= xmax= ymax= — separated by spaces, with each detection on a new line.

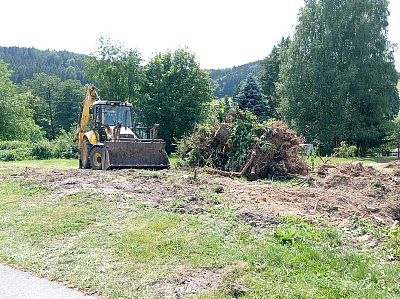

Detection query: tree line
xmin=237 ymin=0 xmax=399 ymax=155
xmin=0 ymin=0 xmax=399 ymax=156
xmin=0 ymin=47 xmax=88 ymax=84
xmin=0 ymin=37 xmax=214 ymax=152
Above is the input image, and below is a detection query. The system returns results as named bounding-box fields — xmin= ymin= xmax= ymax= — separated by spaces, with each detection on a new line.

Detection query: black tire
xmin=81 ymin=139 xmax=91 ymax=169
xmin=89 ymin=146 xmax=104 ymax=170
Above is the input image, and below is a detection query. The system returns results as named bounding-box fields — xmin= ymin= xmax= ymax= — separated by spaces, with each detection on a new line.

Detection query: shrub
xmin=31 ymin=140 xmax=55 ymax=160
xmin=54 ymin=130 xmax=78 ymax=159
xmin=0 ymin=141 xmax=32 ymax=161
xmin=333 ymin=141 xmax=357 ymax=158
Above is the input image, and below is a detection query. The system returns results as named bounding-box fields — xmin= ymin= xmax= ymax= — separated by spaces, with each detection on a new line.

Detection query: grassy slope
xmin=0 ymin=161 xmax=399 ymax=298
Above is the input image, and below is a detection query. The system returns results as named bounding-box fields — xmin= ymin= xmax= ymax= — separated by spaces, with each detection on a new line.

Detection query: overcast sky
xmin=1 ymin=0 xmax=399 ymax=70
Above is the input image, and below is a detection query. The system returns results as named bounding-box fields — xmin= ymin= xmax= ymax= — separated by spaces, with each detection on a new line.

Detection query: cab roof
xmin=93 ymin=100 xmax=133 ymax=107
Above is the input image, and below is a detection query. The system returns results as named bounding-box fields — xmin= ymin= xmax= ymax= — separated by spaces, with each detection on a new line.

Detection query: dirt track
xmin=6 ymin=161 xmax=400 ymax=227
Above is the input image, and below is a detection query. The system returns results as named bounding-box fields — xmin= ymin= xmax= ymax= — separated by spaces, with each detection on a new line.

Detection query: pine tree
xmin=235 ymin=74 xmax=269 ymax=121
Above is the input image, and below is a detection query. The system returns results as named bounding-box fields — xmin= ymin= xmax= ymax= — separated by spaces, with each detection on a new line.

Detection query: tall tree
xmin=279 ymin=0 xmax=398 ymax=152
xmin=143 ymin=48 xmax=215 ymax=151
xmin=56 ymin=80 xmax=85 ymax=131
xmin=85 ymin=37 xmax=144 ymax=102
xmin=260 ymin=37 xmax=290 ymax=118
xmin=23 ymin=74 xmax=84 ymax=139
xmin=23 ymin=74 xmax=61 ymax=140
xmin=0 ymin=60 xmax=38 ymax=141
xmin=391 ymin=87 xmax=400 ymax=117
xmin=235 ymin=74 xmax=269 ymax=121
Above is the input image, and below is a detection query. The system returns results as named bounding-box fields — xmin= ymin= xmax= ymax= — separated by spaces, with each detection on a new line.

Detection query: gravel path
xmin=0 ymin=264 xmax=98 ymax=299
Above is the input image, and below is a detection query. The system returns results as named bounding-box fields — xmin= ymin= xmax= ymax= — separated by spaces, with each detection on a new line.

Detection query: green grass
xmin=305 ymin=155 xmax=397 ymax=168
xmin=0 ymin=158 xmax=78 ymax=169
xmin=0 ymin=173 xmax=400 ymax=298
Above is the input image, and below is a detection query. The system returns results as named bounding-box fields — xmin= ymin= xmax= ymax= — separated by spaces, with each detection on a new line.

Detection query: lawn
xmin=0 ymin=160 xmax=399 ymax=298
xmin=0 ymin=158 xmax=78 ymax=169
xmin=304 ymin=155 xmax=397 ymax=168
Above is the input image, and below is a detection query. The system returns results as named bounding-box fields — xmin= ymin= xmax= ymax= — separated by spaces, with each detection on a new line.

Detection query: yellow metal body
xmin=75 ymin=84 xmax=170 ymax=170
xmin=75 ymin=85 xmax=99 ymax=149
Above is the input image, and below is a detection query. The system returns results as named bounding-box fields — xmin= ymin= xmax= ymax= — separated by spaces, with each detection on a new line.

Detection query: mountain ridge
xmin=0 ymin=45 xmax=260 ymax=97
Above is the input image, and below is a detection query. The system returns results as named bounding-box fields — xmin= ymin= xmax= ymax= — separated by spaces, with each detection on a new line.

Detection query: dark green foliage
xmin=391 ymin=88 xmax=399 ymax=118
xmin=53 ymin=129 xmax=78 ymax=159
xmin=390 ymin=116 xmax=400 ymax=158
xmin=0 ymin=47 xmax=87 ymax=84
xmin=177 ymin=110 xmax=262 ymax=171
xmin=279 ymin=0 xmax=398 ymax=153
xmin=209 ymin=61 xmax=262 ymax=97
xmin=22 ymin=73 xmax=84 ymax=140
xmin=177 ymin=109 xmax=307 ymax=179
xmin=0 ymin=131 xmax=78 ymax=161
xmin=85 ymin=37 xmax=144 ymax=102
xmin=0 ymin=60 xmax=40 ymax=141
xmin=235 ymin=74 xmax=269 ymax=121
xmin=56 ymin=80 xmax=85 ymax=132
xmin=143 ymin=48 xmax=215 ymax=151
xmin=226 ymin=112 xmax=262 ymax=171
xmin=0 ymin=141 xmax=32 ymax=161
xmin=260 ymin=37 xmax=290 ymax=118
xmin=31 ymin=140 xmax=54 ymax=160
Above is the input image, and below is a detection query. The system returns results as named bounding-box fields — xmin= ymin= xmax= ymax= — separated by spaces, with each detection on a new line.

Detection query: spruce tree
xmin=235 ymin=74 xmax=269 ymax=121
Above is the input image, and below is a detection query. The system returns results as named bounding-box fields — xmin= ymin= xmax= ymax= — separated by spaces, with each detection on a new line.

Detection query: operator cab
xmin=91 ymin=101 xmax=136 ymax=141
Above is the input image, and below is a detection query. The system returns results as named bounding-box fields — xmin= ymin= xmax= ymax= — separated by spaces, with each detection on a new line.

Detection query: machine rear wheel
xmin=81 ymin=139 xmax=91 ymax=169
xmin=89 ymin=146 xmax=104 ymax=170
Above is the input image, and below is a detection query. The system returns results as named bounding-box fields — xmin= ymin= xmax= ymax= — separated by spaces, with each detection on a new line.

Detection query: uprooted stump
xmin=177 ymin=110 xmax=308 ymax=179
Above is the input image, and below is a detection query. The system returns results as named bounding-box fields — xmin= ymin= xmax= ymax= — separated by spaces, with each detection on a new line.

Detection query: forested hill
xmin=209 ymin=61 xmax=262 ymax=98
xmin=0 ymin=46 xmax=88 ymax=83
xmin=0 ymin=45 xmax=263 ymax=97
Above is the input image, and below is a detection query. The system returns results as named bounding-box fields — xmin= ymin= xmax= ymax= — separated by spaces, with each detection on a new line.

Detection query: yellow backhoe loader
xmin=75 ymin=85 xmax=169 ymax=170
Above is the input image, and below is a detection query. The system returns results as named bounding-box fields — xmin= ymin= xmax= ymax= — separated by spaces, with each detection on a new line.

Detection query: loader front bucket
xmin=102 ymin=140 xmax=169 ymax=169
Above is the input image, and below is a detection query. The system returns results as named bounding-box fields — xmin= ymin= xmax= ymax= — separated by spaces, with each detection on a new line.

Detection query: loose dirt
xmin=5 ymin=160 xmax=400 ymax=227
xmin=2 ymin=161 xmax=400 ymax=298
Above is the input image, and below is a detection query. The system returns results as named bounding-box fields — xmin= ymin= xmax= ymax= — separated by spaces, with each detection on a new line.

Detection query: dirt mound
xmin=4 ymin=160 xmax=400 ymax=227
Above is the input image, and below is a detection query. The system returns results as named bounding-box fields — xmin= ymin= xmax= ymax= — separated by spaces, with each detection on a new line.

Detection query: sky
xmin=0 ymin=0 xmax=399 ymax=70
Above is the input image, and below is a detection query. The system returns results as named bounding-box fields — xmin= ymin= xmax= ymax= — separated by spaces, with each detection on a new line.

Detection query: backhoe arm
xmin=75 ymin=85 xmax=99 ymax=147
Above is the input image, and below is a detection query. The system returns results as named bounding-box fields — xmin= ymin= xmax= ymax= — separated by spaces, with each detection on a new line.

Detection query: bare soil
xmin=3 ymin=161 xmax=400 ymax=298
xmin=6 ymin=160 xmax=400 ymax=227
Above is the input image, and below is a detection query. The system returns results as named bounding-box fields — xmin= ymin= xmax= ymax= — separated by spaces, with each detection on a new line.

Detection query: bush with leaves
xmin=0 ymin=141 xmax=32 ymax=161
xmin=53 ymin=129 xmax=78 ymax=159
xmin=333 ymin=141 xmax=358 ymax=158
xmin=31 ymin=140 xmax=55 ymax=160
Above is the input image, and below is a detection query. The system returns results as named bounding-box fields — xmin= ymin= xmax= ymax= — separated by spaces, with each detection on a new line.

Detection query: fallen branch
xmin=205 ymin=150 xmax=257 ymax=178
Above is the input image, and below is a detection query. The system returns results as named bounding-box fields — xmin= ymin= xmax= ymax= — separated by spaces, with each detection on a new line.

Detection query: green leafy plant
xmin=387 ymin=224 xmax=400 ymax=258
xmin=273 ymin=216 xmax=342 ymax=247
xmin=333 ymin=141 xmax=357 ymax=158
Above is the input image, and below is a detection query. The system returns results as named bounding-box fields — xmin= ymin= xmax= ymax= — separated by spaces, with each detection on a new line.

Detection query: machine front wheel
xmin=89 ymin=146 xmax=104 ymax=170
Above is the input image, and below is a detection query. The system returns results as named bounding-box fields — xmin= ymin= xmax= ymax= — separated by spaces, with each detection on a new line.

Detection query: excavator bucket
xmin=102 ymin=140 xmax=169 ymax=169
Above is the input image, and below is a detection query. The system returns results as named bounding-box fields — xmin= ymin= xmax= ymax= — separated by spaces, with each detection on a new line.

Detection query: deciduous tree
xmin=279 ymin=0 xmax=398 ymax=153
xmin=260 ymin=37 xmax=290 ymax=118
xmin=85 ymin=37 xmax=144 ymax=102
xmin=143 ymin=48 xmax=214 ymax=151
xmin=0 ymin=60 xmax=38 ymax=141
